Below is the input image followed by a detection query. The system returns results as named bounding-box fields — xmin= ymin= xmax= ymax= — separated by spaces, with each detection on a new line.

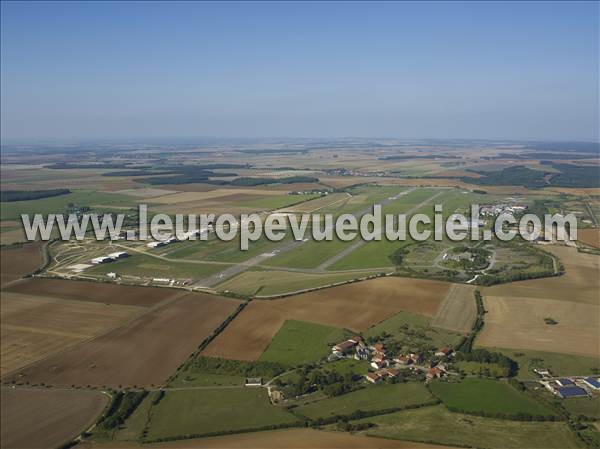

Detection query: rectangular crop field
xmin=429 ymin=378 xmax=555 ymax=417
xmin=145 ymin=388 xmax=298 ymax=440
xmin=1 ymin=388 xmax=109 ymax=449
xmin=203 ymin=277 xmax=449 ymax=360
xmin=354 ymin=405 xmax=581 ymax=449
xmin=1 ymin=292 xmax=144 ymax=377
xmin=5 ymin=292 xmax=242 ymax=387
xmin=259 ymin=320 xmax=349 ymax=366
xmin=3 ymin=278 xmax=182 ymax=307
xmin=294 ymin=382 xmax=433 ymax=419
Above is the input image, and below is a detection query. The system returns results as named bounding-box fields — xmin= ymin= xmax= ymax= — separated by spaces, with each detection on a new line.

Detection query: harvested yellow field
xmin=476 ymin=295 xmax=599 ymax=358
xmin=476 ymin=246 xmax=600 ymax=357
xmin=149 ymin=188 xmax=282 ymax=204
xmin=1 ymin=292 xmax=144 ymax=377
xmin=484 ymin=246 xmax=599 ymax=305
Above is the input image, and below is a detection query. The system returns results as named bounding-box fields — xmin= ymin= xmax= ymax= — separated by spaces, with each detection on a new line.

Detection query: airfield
xmin=1 ymin=140 xmax=599 ymax=449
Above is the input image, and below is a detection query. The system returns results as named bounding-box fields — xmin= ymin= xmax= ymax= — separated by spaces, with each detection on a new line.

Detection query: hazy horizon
xmin=1 ymin=1 xmax=598 ymax=142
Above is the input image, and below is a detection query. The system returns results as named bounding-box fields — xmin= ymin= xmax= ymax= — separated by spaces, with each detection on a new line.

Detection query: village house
xmin=435 ymin=346 xmax=453 ymax=358
xmin=378 ymin=368 xmax=400 ymax=379
xmin=332 ymin=340 xmax=355 ymax=355
xmin=426 ymin=365 xmax=446 ymax=380
xmin=365 ymin=372 xmax=382 ymax=384
xmin=371 ymin=360 xmax=388 ymax=370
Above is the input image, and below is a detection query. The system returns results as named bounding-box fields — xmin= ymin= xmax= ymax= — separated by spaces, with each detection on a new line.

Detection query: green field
xmin=455 ymin=361 xmax=511 ymax=378
xmin=0 ymin=190 xmax=136 ymax=221
xmin=145 ymin=389 xmax=298 ymax=441
xmin=429 ymin=378 xmax=555 ymax=417
xmin=325 ymin=358 xmax=370 ymax=376
xmin=562 ymin=396 xmax=600 ymax=419
xmin=262 ymin=235 xmax=351 ymax=269
xmin=485 ymin=348 xmax=600 ymax=379
xmin=354 ymin=404 xmax=582 ymax=449
xmin=259 ymin=320 xmax=349 ymax=366
xmin=217 ymin=269 xmax=381 ymax=297
xmin=294 ymin=382 xmax=433 ymax=419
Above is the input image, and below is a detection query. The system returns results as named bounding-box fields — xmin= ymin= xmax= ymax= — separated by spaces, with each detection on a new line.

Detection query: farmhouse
xmin=426 ymin=365 xmax=446 ymax=380
xmin=371 ymin=360 xmax=388 ymax=370
xmin=379 ymin=368 xmax=400 ymax=379
xmin=332 ymin=340 xmax=356 ymax=355
xmin=435 ymin=346 xmax=453 ymax=357
xmin=365 ymin=372 xmax=382 ymax=384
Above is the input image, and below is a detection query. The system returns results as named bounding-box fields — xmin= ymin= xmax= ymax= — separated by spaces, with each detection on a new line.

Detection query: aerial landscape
xmin=0 ymin=1 xmax=598 ymax=449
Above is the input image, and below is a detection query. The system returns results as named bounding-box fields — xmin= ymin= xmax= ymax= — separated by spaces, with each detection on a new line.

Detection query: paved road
xmin=316 ymin=188 xmax=445 ymax=271
xmin=193 ymin=188 xmax=419 ymax=288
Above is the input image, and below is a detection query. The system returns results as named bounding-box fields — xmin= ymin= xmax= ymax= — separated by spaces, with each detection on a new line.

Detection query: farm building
xmin=332 ymin=339 xmax=357 ymax=354
xmin=556 ymin=386 xmax=588 ymax=398
xmin=245 ymin=378 xmax=262 ymax=386
xmin=107 ymin=251 xmax=128 ymax=259
xmin=583 ymin=377 xmax=600 ymax=390
xmin=90 ymin=256 xmax=113 ymax=265
xmin=556 ymin=378 xmax=575 ymax=387
xmin=365 ymin=372 xmax=382 ymax=384
xmin=435 ymin=346 xmax=453 ymax=357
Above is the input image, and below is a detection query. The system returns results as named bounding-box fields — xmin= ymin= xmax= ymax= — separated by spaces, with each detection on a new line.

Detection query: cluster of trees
xmin=98 ymin=390 xmax=148 ymax=430
xmin=445 ymin=406 xmax=558 ymax=422
xmin=455 ymin=349 xmax=518 ymax=377
xmin=335 ymin=420 xmax=375 ymax=432
xmin=46 ymin=162 xmax=130 ymax=169
xmin=278 ymin=366 xmax=359 ymax=398
xmin=1 ymin=188 xmax=70 ymax=202
xmin=462 ymin=166 xmax=549 ymax=188
xmin=185 ymin=356 xmax=286 ymax=379
xmin=388 ymin=247 xmax=408 ymax=267
xmin=462 ymin=163 xmax=599 ymax=189
xmin=547 ymin=163 xmax=600 ymax=188
xmin=228 ymin=176 xmax=319 ymax=186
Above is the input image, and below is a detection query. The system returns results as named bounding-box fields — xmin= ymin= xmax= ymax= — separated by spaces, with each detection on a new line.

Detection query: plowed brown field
xmin=4 ymin=278 xmax=181 ymax=307
xmin=5 ymin=292 xmax=241 ymax=387
xmin=1 ymin=388 xmax=108 ymax=449
xmin=203 ymin=277 xmax=449 ymax=360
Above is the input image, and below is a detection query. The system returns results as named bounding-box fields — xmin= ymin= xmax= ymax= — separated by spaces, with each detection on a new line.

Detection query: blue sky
xmin=1 ymin=1 xmax=598 ymax=141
